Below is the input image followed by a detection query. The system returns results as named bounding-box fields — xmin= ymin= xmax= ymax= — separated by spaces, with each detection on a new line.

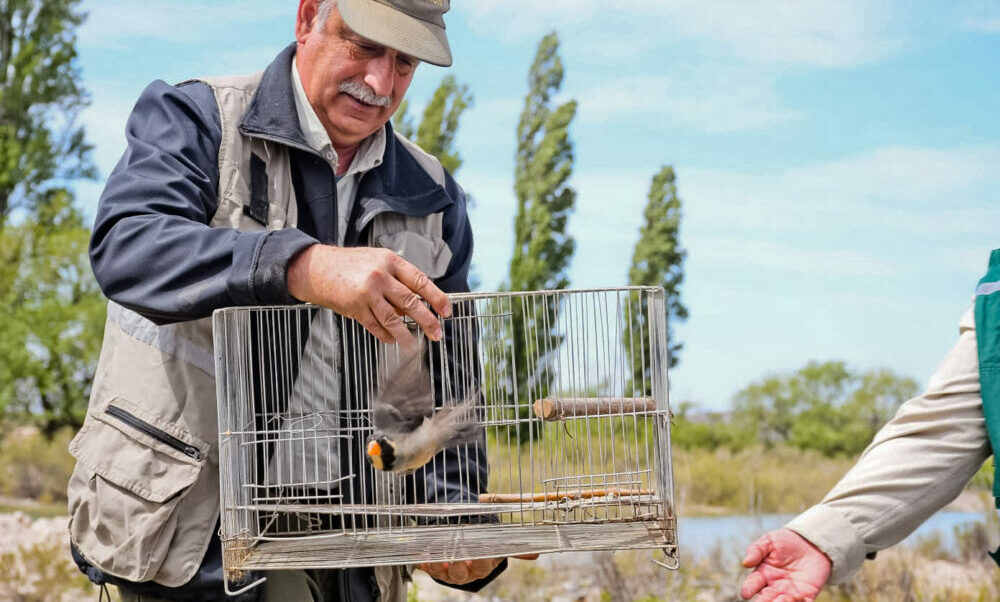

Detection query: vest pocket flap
xmin=377 ymin=230 xmax=453 ymax=279
xmin=70 ymin=398 xmax=205 ymax=503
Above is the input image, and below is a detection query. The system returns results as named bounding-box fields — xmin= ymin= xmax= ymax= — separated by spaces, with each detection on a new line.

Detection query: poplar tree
xmin=391 ymin=75 xmax=472 ymax=175
xmin=624 ymin=166 xmax=687 ymax=393
xmin=494 ymin=32 xmax=577 ymax=442
xmin=391 ymin=99 xmax=416 ymax=140
xmin=508 ymin=32 xmax=576 ymax=293
xmin=0 ymin=0 xmax=94 ymax=225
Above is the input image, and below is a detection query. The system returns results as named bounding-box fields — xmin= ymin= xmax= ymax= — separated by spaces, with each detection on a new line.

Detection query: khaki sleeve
xmin=785 ymin=305 xmax=991 ymax=584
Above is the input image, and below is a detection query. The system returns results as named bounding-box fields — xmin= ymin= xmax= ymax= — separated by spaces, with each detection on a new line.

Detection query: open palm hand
xmin=740 ymin=529 xmax=831 ymax=602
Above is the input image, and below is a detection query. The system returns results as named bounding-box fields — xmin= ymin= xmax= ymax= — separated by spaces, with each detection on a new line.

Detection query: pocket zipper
xmin=105 ymin=405 xmax=204 ymax=461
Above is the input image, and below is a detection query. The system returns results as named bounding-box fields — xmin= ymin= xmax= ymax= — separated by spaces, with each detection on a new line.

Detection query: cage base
xmin=228 ymin=520 xmax=677 ymax=571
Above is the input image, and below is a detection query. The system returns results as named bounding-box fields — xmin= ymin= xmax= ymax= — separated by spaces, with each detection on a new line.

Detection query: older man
xmin=67 ymin=1 xmax=509 ymax=600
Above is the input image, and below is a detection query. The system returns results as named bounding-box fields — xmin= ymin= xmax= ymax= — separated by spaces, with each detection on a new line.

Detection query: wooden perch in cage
xmin=532 ymin=397 xmax=657 ymax=421
xmin=478 ymin=488 xmax=655 ymax=503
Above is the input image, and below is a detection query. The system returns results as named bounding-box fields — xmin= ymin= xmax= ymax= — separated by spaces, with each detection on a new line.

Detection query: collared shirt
xmin=291 ymin=57 xmax=386 ymax=245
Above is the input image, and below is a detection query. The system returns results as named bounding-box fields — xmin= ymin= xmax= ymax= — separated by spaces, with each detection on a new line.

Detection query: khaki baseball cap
xmin=337 ymin=0 xmax=453 ymax=67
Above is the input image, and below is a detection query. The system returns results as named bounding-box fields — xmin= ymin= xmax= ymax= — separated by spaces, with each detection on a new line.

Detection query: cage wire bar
xmin=213 ymin=287 xmax=678 ymax=583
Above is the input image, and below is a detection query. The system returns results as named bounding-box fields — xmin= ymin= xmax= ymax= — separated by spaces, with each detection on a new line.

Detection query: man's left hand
xmin=416 ymin=554 xmax=538 ymax=586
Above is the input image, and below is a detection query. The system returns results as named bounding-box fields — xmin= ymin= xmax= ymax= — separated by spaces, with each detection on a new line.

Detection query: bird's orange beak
xmin=366 ymin=440 xmax=381 ymax=457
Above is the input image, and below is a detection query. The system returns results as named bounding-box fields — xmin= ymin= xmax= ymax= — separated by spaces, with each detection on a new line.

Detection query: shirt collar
xmin=291 ymin=57 xmax=385 ymax=176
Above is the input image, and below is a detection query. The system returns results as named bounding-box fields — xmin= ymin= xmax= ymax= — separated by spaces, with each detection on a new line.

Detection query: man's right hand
xmin=740 ymin=529 xmax=832 ymax=602
xmin=287 ymin=244 xmax=451 ymax=348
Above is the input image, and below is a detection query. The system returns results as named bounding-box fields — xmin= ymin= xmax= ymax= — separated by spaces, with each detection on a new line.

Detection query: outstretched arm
xmin=743 ymin=306 xmax=989 ymax=596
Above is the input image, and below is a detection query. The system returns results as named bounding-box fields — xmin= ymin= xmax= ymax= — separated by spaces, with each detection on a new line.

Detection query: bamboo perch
xmin=478 ymin=489 xmax=655 ymax=503
xmin=532 ymin=397 xmax=657 ymax=421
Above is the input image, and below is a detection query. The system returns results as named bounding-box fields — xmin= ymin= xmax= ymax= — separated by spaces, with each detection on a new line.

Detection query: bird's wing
xmin=433 ymin=393 xmax=484 ymax=449
xmin=371 ymin=341 xmax=435 ymax=433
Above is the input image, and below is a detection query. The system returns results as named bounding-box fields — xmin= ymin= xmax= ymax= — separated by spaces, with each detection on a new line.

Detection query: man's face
xmin=295 ymin=1 xmax=418 ymax=148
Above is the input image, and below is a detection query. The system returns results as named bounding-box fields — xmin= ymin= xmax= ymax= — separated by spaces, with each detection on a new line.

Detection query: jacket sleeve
xmin=785 ymin=306 xmax=990 ymax=583
xmin=89 ymin=80 xmax=316 ymax=325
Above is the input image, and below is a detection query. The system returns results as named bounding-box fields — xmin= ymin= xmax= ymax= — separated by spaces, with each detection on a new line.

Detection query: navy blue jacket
xmin=81 ymin=43 xmax=503 ymax=601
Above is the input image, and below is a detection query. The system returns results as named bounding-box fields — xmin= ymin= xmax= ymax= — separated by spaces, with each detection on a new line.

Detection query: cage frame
xmin=212 ymin=286 xmax=679 ymax=592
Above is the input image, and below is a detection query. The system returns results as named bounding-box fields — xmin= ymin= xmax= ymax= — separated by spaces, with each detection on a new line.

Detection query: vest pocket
xmin=67 ymin=397 xmax=206 ymax=583
xmin=376 ymin=230 xmax=452 ymax=279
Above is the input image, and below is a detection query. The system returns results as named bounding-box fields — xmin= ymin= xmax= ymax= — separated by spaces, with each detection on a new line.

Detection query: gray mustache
xmin=339 ymin=81 xmax=391 ymax=108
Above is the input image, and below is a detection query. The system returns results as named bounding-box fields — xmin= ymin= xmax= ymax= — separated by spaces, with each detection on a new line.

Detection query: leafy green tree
xmin=0 ymin=0 xmax=101 ymax=434
xmin=0 ymin=0 xmax=94 ymax=225
xmin=490 ymin=32 xmax=577 ymax=442
xmin=731 ymin=361 xmax=918 ymax=456
xmin=413 ymin=75 xmax=471 ymax=174
xmin=624 ymin=166 xmax=687 ymax=394
xmin=670 ymin=401 xmax=755 ymax=451
xmin=0 ymin=191 xmax=105 ymax=435
xmin=391 ymin=99 xmax=416 ymax=140
xmin=391 ymin=75 xmax=472 ymax=175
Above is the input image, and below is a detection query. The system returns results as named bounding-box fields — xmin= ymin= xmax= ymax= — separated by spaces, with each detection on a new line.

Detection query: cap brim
xmin=338 ymin=0 xmax=453 ymax=67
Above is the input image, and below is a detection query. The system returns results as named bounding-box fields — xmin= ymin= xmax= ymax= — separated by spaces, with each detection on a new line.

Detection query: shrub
xmin=0 ymin=425 xmax=75 ymax=503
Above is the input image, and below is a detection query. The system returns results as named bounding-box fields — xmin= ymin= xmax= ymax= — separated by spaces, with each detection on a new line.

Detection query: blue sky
xmin=75 ymin=1 xmax=1000 ymax=410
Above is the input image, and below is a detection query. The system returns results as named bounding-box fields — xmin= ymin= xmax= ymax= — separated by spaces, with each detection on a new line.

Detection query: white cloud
xmin=457 ymin=0 xmax=599 ymax=43
xmin=964 ymin=18 xmax=1000 ymax=33
xmin=693 ymin=237 xmax=895 ymax=276
xmin=780 ymin=145 xmax=1000 ymax=207
xmin=959 ymin=0 xmax=1000 ymax=33
xmin=677 ymin=144 xmax=1000 ymax=281
xmin=575 ymin=70 xmax=801 ymax=133
xmin=457 ymin=0 xmax=901 ymax=68
xmin=79 ymin=1 xmax=290 ymax=48
xmin=656 ymin=0 xmax=900 ymax=69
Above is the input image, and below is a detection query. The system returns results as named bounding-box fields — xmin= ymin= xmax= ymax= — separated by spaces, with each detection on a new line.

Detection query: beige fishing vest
xmin=67 ymin=71 xmax=451 ymax=598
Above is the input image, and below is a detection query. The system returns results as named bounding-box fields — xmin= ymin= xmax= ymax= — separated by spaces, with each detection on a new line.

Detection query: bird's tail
xmin=432 ymin=393 xmax=484 ymax=449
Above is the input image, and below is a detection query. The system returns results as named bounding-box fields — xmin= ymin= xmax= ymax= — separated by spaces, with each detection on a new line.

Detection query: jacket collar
xmin=238 ymin=43 xmax=312 ymax=150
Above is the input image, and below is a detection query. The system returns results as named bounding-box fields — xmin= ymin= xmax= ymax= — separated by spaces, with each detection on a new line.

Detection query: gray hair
xmin=316 ymin=0 xmax=337 ymax=30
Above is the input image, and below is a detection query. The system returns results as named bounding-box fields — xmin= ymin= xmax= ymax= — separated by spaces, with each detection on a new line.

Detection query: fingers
xmin=447 ymin=561 xmax=470 ymax=583
xmin=356 ymin=307 xmax=395 ymax=345
xmin=514 ymin=553 xmax=539 ymax=560
xmin=392 ymin=258 xmax=451 ymax=319
xmin=743 ymin=534 xmax=775 ymax=568
xmin=740 ymin=570 xmax=767 ymax=600
xmin=383 ymin=280 xmax=443 ymax=342
xmin=371 ymin=297 xmax=418 ymax=349
xmin=414 ymin=562 xmax=445 ymax=582
xmin=415 ymin=558 xmax=502 ymax=586
xmin=289 ymin=246 xmax=452 ymax=346
xmin=466 ymin=558 xmax=502 ymax=580
xmin=756 ymin=591 xmax=800 ymax=602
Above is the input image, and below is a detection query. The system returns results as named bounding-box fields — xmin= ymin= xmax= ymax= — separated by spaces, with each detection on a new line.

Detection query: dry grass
xmin=409 ymin=512 xmax=1000 ymax=601
xmin=673 ymin=446 xmax=863 ymax=516
xmin=0 ymin=426 xmax=75 ymax=503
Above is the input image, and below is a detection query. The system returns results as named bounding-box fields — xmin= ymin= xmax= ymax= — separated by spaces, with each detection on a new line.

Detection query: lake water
xmin=679 ymin=511 xmax=988 ymax=558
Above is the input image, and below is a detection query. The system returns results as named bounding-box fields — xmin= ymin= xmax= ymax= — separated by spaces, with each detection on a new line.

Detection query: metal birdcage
xmin=212 ymin=287 xmax=678 ymax=591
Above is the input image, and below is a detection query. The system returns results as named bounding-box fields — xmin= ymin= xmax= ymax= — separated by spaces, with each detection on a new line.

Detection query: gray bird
xmin=365 ymin=341 xmax=481 ymax=474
